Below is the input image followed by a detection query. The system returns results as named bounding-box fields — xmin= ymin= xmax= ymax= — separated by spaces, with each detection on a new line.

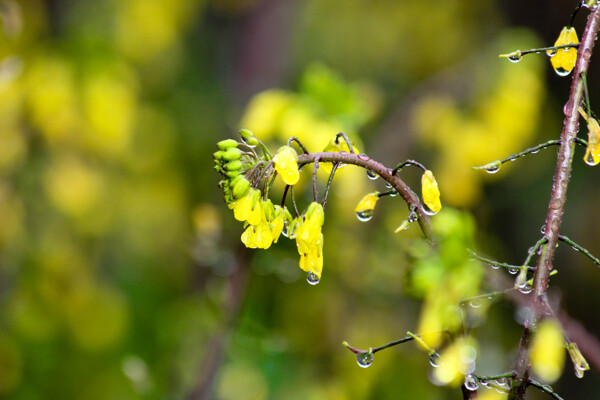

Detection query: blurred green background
xmin=0 ymin=0 xmax=599 ymax=398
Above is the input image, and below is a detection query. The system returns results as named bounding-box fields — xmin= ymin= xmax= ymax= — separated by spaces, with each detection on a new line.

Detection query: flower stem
xmin=509 ymin=7 xmax=600 ymax=399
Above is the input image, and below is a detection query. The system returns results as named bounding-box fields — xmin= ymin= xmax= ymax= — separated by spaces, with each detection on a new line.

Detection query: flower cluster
xmin=214 ymin=129 xmax=326 ymax=283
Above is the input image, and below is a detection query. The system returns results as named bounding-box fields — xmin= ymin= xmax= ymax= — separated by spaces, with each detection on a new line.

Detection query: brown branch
xmin=297 ymin=152 xmax=433 ymax=241
xmin=509 ymin=6 xmax=600 ymax=399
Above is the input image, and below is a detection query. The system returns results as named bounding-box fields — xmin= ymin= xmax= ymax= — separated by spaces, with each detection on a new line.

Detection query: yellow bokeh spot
xmin=44 ymin=156 xmax=104 ymax=217
xmin=530 ymin=319 xmax=565 ymax=383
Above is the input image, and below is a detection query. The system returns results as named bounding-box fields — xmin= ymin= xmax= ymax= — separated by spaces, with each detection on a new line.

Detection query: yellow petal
xmin=273 ymin=146 xmax=300 ymax=185
xmin=550 ymin=27 xmax=579 ymax=76
xmin=421 ymin=170 xmax=442 ymax=213
xmin=584 ymin=118 xmax=600 ymax=166
xmin=355 ymin=192 xmax=379 ymax=213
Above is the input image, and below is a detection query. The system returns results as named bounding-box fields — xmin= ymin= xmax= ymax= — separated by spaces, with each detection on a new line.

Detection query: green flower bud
xmin=239 ymin=129 xmax=254 ymax=140
xmin=225 ymin=169 xmax=241 ymax=178
xmin=224 ymin=160 xmax=243 ymax=171
xmin=217 ymin=139 xmax=238 ymax=150
xmin=222 ymin=148 xmax=242 ymax=161
xmin=240 ymin=129 xmax=260 ymax=146
xmin=229 ymin=175 xmax=244 ymax=188
xmin=213 ymin=151 xmax=224 ymax=160
xmin=232 ymin=177 xmax=251 ymax=199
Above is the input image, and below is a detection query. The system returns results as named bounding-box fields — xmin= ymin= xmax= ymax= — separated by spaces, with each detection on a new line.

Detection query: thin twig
xmin=392 ymin=159 xmax=427 ymax=175
xmin=288 ymin=136 xmax=310 ymax=154
xmin=527 ymin=379 xmax=565 ymax=400
xmin=558 ymin=234 xmax=600 ymax=266
xmin=322 ymin=162 xmax=339 ymax=210
xmin=312 ymin=157 xmax=320 ymax=203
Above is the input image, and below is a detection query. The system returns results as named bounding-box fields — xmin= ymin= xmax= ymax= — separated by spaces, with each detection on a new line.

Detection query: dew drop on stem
xmin=464 ymin=374 xmax=479 ymax=391
xmin=508 ymin=52 xmax=522 ymax=63
xmin=429 ymin=352 xmax=442 ymax=368
xmin=356 ymin=351 xmax=374 ymax=368
xmin=366 ymin=169 xmax=379 ymax=180
xmin=508 ymin=267 xmax=519 ymax=275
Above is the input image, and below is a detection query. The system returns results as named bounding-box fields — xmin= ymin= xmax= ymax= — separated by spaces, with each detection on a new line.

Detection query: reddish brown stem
xmin=509 ymin=6 xmax=600 ymax=399
xmin=297 ymin=152 xmax=433 ymax=241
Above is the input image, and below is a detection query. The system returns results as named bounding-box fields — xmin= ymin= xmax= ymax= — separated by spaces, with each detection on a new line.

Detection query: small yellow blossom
xmin=295 ymin=203 xmax=325 ymax=277
xmin=241 ymin=223 xmax=273 ymax=249
xmin=548 ymin=27 xmax=579 ymax=76
xmin=233 ymin=189 xmax=262 ymax=226
xmin=432 ymin=337 xmax=478 ymax=386
xmin=321 ymin=136 xmax=360 ymax=173
xmin=530 ymin=319 xmax=565 ymax=383
xmin=584 ymin=117 xmax=600 ymax=166
xmin=273 ymin=146 xmax=300 ymax=185
xmin=270 ymin=206 xmax=290 ymax=243
xmin=567 ymin=342 xmax=590 ymax=378
xmin=421 ymin=170 xmax=442 ymax=213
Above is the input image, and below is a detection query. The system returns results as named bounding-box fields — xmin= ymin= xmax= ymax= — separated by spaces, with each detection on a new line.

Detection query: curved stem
xmin=297 ymin=152 xmax=433 ymax=241
xmin=509 ymin=7 xmax=600 ymax=399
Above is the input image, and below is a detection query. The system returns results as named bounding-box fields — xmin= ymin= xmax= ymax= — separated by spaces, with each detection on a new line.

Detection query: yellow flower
xmin=566 ymin=342 xmax=590 ymax=378
xmin=273 ymin=146 xmax=300 ymax=185
xmin=321 ymin=136 xmax=360 ymax=173
xmin=530 ymin=319 xmax=565 ymax=383
xmin=241 ymin=222 xmax=273 ymax=249
xmin=270 ymin=206 xmax=291 ymax=244
xmin=577 ymin=108 xmax=600 ymax=166
xmin=295 ymin=202 xmax=325 ymax=278
xmin=432 ymin=337 xmax=478 ymax=386
xmin=233 ymin=189 xmax=262 ymax=226
xmin=355 ymin=192 xmax=379 ymax=221
xmin=548 ymin=27 xmax=579 ymax=76
xmin=584 ymin=117 xmax=600 ymax=166
xmin=421 ymin=170 xmax=442 ymax=214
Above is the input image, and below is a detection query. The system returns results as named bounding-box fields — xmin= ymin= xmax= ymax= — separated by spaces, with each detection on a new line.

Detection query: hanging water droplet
xmin=519 ymin=283 xmax=533 ymax=294
xmin=585 ymin=150 xmax=596 ymax=166
xmin=408 ymin=211 xmax=418 ymax=223
xmin=507 ymin=52 xmax=522 ymax=63
xmin=307 ymin=271 xmax=320 ymax=285
xmin=429 ymin=352 xmax=442 ymax=368
xmin=464 ymin=374 xmax=479 ymax=391
xmin=356 ymin=351 xmax=374 ymax=368
xmin=469 ymin=298 xmax=482 ymax=308
xmin=496 ymin=377 xmax=507 ymax=387
xmin=508 ymin=267 xmax=519 ymax=275
xmin=486 ymin=164 xmax=501 ymax=174
xmin=366 ymin=169 xmax=379 ymax=180
xmin=241 ymin=136 xmax=258 ymax=148
xmin=490 ymin=263 xmax=500 ymax=270
xmin=288 ymin=222 xmax=298 ymax=239
xmin=547 ymin=48 xmax=558 ymax=57
xmin=389 ymin=190 xmax=398 ymax=197
xmin=542 ymin=384 xmax=553 ymax=392
xmin=554 ymin=67 xmax=571 ymax=77
xmin=385 ymin=182 xmax=392 ymax=189
xmin=356 ymin=209 xmax=374 ymax=222
xmin=282 ymin=221 xmax=290 ymax=238
xmin=479 ymin=379 xmax=489 ymax=388
xmin=422 ymin=204 xmax=438 ymax=216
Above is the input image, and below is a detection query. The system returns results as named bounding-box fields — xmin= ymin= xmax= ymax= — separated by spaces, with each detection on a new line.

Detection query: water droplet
xmin=356 ymin=209 xmax=374 ymax=222
xmin=356 ymin=351 xmax=374 ymax=368
xmin=389 ymin=190 xmax=398 ymax=197
xmin=479 ymin=379 xmax=489 ymax=388
xmin=547 ymin=48 xmax=558 ymax=57
xmin=508 ymin=267 xmax=519 ymax=275
xmin=366 ymin=169 xmax=379 ymax=180
xmin=240 ymin=136 xmax=258 ymax=148
xmin=464 ymin=374 xmax=479 ymax=391
xmin=554 ymin=67 xmax=572 ymax=77
xmin=519 ymin=283 xmax=533 ymax=294
xmin=585 ymin=150 xmax=596 ymax=166
xmin=508 ymin=52 xmax=522 ymax=63
xmin=385 ymin=182 xmax=392 ymax=189
xmin=422 ymin=204 xmax=438 ymax=216
xmin=531 ymin=149 xmax=539 ymax=154
xmin=490 ymin=263 xmax=500 ymax=270
xmin=282 ymin=221 xmax=290 ymax=238
xmin=583 ymin=49 xmax=592 ymax=61
xmin=429 ymin=352 xmax=442 ymax=368
xmin=408 ymin=211 xmax=418 ymax=223
xmin=486 ymin=164 xmax=501 ymax=174
xmin=307 ymin=271 xmax=320 ymax=285
xmin=575 ymin=364 xmax=585 ymax=378
xmin=572 ymin=245 xmax=579 ymax=252
xmin=469 ymin=299 xmax=482 ymax=308
xmin=564 ymin=99 xmax=574 ymax=117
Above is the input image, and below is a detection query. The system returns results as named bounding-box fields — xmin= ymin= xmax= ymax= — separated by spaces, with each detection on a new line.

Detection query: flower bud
xmin=232 ymin=177 xmax=251 ymax=199
xmin=222 ymin=148 xmax=242 ymax=161
xmin=224 ymin=160 xmax=243 ymax=171
xmin=217 ymin=139 xmax=238 ymax=150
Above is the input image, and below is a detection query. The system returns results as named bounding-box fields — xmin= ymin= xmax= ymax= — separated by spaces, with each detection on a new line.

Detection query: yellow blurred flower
xmin=355 ymin=192 xmax=379 ymax=221
xmin=321 ymin=135 xmax=360 ymax=174
xmin=530 ymin=319 xmax=565 ymax=383
xmin=421 ymin=170 xmax=441 ymax=214
xmin=432 ymin=337 xmax=478 ymax=386
xmin=548 ymin=27 xmax=579 ymax=76
xmin=273 ymin=145 xmax=300 ymax=185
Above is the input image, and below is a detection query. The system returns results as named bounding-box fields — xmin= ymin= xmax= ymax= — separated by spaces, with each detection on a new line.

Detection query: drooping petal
xmin=422 ymin=170 xmax=442 ymax=213
xmin=273 ymin=146 xmax=300 ymax=185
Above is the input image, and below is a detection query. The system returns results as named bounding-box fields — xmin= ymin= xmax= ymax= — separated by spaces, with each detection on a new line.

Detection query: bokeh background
xmin=0 ymin=0 xmax=599 ymax=398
